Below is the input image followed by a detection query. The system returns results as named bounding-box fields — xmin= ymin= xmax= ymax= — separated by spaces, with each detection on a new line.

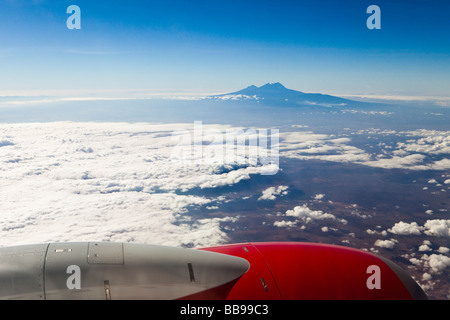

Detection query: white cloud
xmin=424 ymin=219 xmax=450 ymax=237
xmin=273 ymin=220 xmax=297 ymax=228
xmin=423 ymin=254 xmax=450 ymax=274
xmin=258 ymin=185 xmax=288 ymax=200
xmin=409 ymin=252 xmax=450 ymax=287
xmin=409 ymin=257 xmax=421 ymax=266
xmin=285 ymin=204 xmax=336 ymax=223
xmin=273 ymin=203 xmax=347 ymax=229
xmin=362 ymin=154 xmax=429 ymax=170
xmin=427 ymin=159 xmax=450 ymax=171
xmin=210 ymin=94 xmax=259 ymax=102
xmin=374 ymin=239 xmax=397 ymax=249
xmin=437 ymin=247 xmax=450 ymax=254
xmin=341 ymin=109 xmax=393 ymax=116
xmin=400 ymin=130 xmax=450 ymax=155
xmin=187 ymin=166 xmax=269 ymax=190
xmin=387 ymin=220 xmax=450 ymax=238
xmin=388 ymin=221 xmax=423 ymax=235
xmin=422 ymin=273 xmax=432 ymax=281
xmin=419 ymin=244 xmax=432 ymax=252
xmin=314 ymin=194 xmax=325 ymax=200
xmin=279 ymin=131 xmax=371 ymax=164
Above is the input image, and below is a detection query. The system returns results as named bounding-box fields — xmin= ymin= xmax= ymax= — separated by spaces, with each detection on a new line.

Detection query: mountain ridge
xmin=211 ymin=82 xmax=366 ymax=108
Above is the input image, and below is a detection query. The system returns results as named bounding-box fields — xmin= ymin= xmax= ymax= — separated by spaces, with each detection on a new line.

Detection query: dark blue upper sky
xmin=0 ymin=0 xmax=448 ymax=97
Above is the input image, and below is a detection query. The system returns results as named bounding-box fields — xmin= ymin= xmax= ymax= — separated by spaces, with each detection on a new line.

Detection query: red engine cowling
xmin=185 ymin=242 xmax=427 ymax=300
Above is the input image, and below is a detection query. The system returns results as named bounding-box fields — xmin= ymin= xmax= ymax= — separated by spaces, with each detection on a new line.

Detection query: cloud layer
xmin=279 ymin=129 xmax=450 ymax=170
xmin=0 ymin=122 xmax=276 ymax=247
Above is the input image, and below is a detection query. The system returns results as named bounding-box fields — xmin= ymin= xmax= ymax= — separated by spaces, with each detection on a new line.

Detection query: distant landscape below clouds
xmin=0 ymin=83 xmax=449 ymax=299
xmin=1 ymin=120 xmax=448 ymax=244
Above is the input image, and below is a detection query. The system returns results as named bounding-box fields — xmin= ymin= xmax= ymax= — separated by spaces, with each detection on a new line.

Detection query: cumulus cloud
xmin=408 ymin=250 xmax=450 ymax=295
xmin=422 ymin=273 xmax=432 ymax=281
xmin=314 ymin=194 xmax=325 ymax=200
xmin=437 ymin=247 xmax=450 ymax=254
xmin=258 ymin=185 xmax=288 ymax=200
xmin=388 ymin=220 xmax=450 ymax=237
xmin=388 ymin=221 xmax=423 ymax=235
xmin=420 ymin=254 xmax=450 ymax=274
xmin=273 ymin=203 xmax=347 ymax=229
xmin=285 ymin=204 xmax=336 ymax=222
xmin=374 ymin=239 xmax=397 ymax=249
xmin=428 ymin=256 xmax=450 ymax=274
xmin=419 ymin=244 xmax=432 ymax=252
xmin=424 ymin=219 xmax=450 ymax=237
xmin=273 ymin=220 xmax=297 ymax=228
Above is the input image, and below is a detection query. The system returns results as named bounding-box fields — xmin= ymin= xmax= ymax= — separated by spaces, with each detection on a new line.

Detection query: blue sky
xmin=0 ymin=0 xmax=449 ymax=98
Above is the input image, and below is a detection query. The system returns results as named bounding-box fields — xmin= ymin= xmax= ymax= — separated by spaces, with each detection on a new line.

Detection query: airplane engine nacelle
xmin=199 ymin=242 xmax=428 ymax=300
xmin=0 ymin=241 xmax=427 ymax=300
xmin=0 ymin=242 xmax=249 ymax=300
